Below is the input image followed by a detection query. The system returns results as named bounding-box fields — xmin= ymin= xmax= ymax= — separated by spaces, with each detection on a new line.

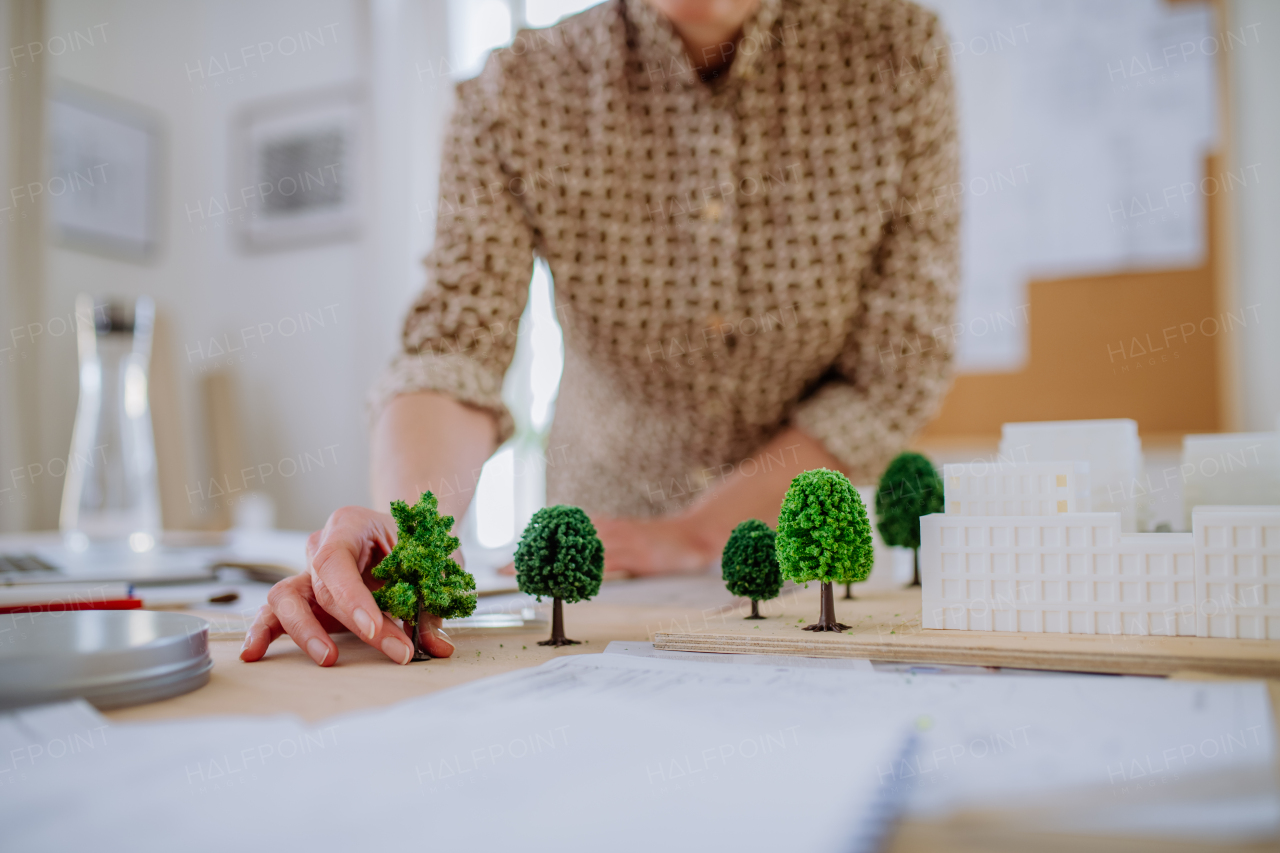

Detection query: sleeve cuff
xmin=790 ymin=378 xmax=945 ymax=485
xmin=367 ymin=351 xmax=516 ymax=444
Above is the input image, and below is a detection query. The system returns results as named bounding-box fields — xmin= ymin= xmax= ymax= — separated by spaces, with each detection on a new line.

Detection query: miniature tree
xmin=515 ymin=505 xmax=604 ymax=646
xmin=776 ymin=469 xmax=873 ymax=632
xmin=721 ymin=519 xmax=783 ymax=619
xmin=372 ymin=491 xmax=477 ymax=661
xmin=875 ymin=452 xmax=944 ymax=587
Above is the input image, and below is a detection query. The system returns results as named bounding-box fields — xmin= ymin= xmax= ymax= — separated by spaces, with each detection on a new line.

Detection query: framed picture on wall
xmin=232 ymin=86 xmax=364 ymax=252
xmin=47 ymin=83 xmax=162 ymax=262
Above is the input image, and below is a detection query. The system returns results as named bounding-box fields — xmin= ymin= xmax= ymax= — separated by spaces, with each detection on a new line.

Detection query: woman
xmin=242 ymin=0 xmax=958 ymax=667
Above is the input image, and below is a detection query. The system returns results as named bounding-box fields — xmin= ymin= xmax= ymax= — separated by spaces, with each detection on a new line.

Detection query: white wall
xmin=1231 ymin=0 xmax=1280 ymax=431
xmin=5 ymin=0 xmax=1275 ymax=535
xmin=2 ymin=0 xmax=49 ymax=533
xmin=23 ymin=0 xmax=450 ymax=531
xmin=0 ymin=1 xmax=20 ymax=532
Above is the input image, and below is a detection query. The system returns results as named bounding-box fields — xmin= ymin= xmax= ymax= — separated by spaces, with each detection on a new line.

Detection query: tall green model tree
xmin=875 ymin=452 xmax=944 ymax=587
xmin=372 ymin=491 xmax=478 ymax=661
xmin=776 ymin=469 xmax=873 ymax=632
xmin=515 ymin=505 xmax=604 ymax=646
xmin=721 ymin=519 xmax=783 ymax=619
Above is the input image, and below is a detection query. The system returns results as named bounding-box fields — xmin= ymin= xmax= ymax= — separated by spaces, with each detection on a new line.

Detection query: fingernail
xmin=382 ymin=637 xmax=412 ymax=665
xmin=354 ymin=608 xmax=377 ymax=640
xmin=306 ymin=637 xmax=331 ymax=666
xmin=431 ymin=626 xmax=455 ymax=653
xmin=240 ymin=632 xmax=252 ymax=650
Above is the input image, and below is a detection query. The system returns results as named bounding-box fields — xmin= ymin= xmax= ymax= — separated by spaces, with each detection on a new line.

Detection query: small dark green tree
xmin=721 ymin=519 xmax=783 ymax=619
xmin=372 ymin=491 xmax=477 ymax=661
xmin=875 ymin=452 xmax=944 ymax=587
xmin=515 ymin=505 xmax=604 ymax=646
xmin=776 ymin=469 xmax=873 ymax=632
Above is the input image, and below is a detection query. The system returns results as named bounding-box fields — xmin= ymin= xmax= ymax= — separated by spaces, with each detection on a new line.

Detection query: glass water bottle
xmin=59 ymin=294 xmax=162 ymax=552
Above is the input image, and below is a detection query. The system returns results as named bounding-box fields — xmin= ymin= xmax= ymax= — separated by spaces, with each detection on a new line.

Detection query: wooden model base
xmin=651 ymin=586 xmax=1280 ymax=678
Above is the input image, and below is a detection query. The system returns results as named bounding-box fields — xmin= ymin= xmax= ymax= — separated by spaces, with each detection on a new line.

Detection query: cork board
xmin=923 ymin=154 xmax=1232 ymax=439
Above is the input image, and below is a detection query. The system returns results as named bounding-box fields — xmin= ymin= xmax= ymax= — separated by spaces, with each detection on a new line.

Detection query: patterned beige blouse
xmin=372 ymin=0 xmax=960 ymax=517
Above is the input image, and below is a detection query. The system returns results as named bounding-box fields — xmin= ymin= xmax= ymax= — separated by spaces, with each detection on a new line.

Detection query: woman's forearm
xmin=370 ymin=391 xmax=499 ymax=519
xmin=678 ymin=426 xmax=850 ymax=560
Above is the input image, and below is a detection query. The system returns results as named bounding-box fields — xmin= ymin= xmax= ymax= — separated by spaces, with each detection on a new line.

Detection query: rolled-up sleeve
xmin=368 ymin=62 xmax=536 ymax=443
xmin=791 ymin=18 xmax=960 ymax=483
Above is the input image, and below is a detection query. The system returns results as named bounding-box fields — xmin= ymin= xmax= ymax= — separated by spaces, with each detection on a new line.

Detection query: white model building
xmin=1000 ymin=419 xmax=1144 ymax=531
xmin=1181 ymin=432 xmax=1280 ymax=529
xmin=921 ymin=465 xmax=1280 ymax=640
xmin=1193 ymin=506 xmax=1280 ymax=639
xmin=943 ymin=461 xmax=1089 ymax=516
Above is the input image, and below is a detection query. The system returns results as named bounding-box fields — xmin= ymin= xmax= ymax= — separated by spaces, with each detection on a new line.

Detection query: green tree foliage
xmin=372 ymin=492 xmax=477 ymax=640
xmin=776 ymin=469 xmax=874 ymax=586
xmin=722 ymin=520 xmax=782 ymax=618
xmin=515 ymin=505 xmax=604 ymax=646
xmin=515 ymin=505 xmax=604 ymax=603
xmin=875 ymin=452 xmax=944 ymax=551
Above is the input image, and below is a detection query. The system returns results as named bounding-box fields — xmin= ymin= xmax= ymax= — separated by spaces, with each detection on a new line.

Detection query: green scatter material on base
xmin=776 ymin=468 xmax=874 ymax=585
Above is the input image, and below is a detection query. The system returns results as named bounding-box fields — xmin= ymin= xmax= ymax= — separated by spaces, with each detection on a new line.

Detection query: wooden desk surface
xmin=107 ymin=597 xmax=693 ymax=724
xmin=103 ymin=577 xmax=1279 ymax=852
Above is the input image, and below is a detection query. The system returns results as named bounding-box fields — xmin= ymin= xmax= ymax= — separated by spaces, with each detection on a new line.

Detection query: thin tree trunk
xmin=820 ymin=582 xmax=835 ymax=625
xmin=408 ymin=607 xmax=431 ymax=661
xmin=551 ymin=597 xmax=564 ymax=641
xmin=539 ymin=597 xmax=581 ymax=646
xmin=745 ymin=599 xmax=764 ymax=620
xmin=912 ymin=548 xmax=921 ymax=587
xmin=843 ymin=582 xmax=854 ymax=600
xmin=803 ymin=582 xmax=850 ymax=632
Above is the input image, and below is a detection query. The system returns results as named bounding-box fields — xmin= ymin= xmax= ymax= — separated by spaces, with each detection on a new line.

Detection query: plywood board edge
xmin=652 ymin=632 xmax=1280 ymax=678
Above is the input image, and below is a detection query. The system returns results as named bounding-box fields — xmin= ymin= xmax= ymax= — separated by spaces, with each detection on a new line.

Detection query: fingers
xmin=308 ymin=506 xmax=413 ymax=664
xmin=240 ymin=604 xmax=285 ymax=662
xmin=264 ymin=578 xmax=339 ymax=666
xmin=304 ymin=511 xmax=382 ymax=638
xmin=417 ymin=614 xmax=456 ymax=658
xmin=496 ymin=560 xmax=515 ymax=576
xmin=240 ymin=579 xmax=416 ymax=666
xmin=374 ymin=612 xmax=415 ymax=666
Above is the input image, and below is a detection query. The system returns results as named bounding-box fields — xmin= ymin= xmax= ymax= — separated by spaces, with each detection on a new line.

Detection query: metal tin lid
xmin=0 ymin=610 xmax=213 ymax=711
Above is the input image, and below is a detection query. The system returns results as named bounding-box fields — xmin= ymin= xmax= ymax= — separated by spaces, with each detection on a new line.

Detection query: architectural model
xmin=777 ymin=469 xmax=872 ymax=632
xmin=921 ymin=463 xmax=1280 ymax=640
xmin=999 ymin=419 xmax=1144 ymax=531
xmin=374 ymin=492 xmax=478 ymax=661
xmin=1193 ymin=506 xmax=1280 ymax=639
xmin=875 ymin=452 xmax=944 ymax=586
xmin=942 ymin=460 xmax=1089 ymax=517
xmin=1181 ymin=432 xmax=1280 ymax=529
xmin=721 ymin=519 xmax=782 ymax=619
xmin=514 ymin=504 xmax=603 ymax=646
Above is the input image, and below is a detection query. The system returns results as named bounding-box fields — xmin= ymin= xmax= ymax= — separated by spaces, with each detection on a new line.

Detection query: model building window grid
xmin=922 ymin=481 xmax=1280 ymax=640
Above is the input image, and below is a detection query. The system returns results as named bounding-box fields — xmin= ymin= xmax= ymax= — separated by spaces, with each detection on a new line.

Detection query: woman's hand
xmin=584 ymin=428 xmax=849 ymax=577
xmin=239 ymin=505 xmax=456 ymax=666
xmin=496 ymin=514 xmax=716 ymax=577
xmin=591 ymin=515 xmax=719 ymax=577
